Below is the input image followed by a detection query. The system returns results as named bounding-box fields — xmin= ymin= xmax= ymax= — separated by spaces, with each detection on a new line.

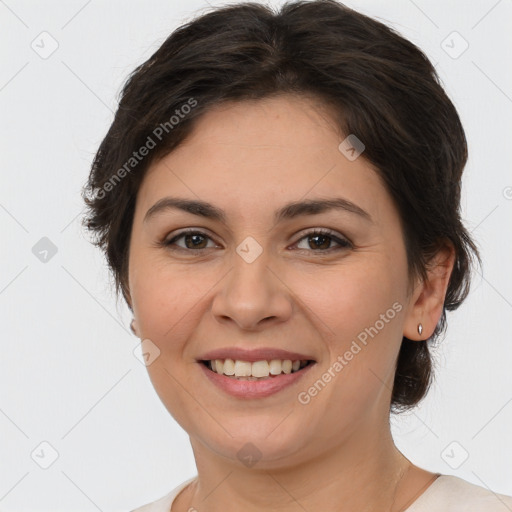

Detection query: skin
xmin=127 ymin=94 xmax=455 ymax=511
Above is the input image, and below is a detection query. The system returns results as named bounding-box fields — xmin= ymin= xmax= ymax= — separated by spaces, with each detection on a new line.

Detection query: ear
xmin=130 ymin=318 xmax=139 ymax=337
xmin=122 ymin=282 xmax=138 ymax=334
xmin=122 ymin=279 xmax=134 ymax=312
xmin=403 ymin=241 xmax=456 ymax=341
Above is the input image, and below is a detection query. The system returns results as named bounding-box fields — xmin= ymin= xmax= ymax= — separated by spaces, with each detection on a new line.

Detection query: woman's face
xmin=127 ymin=94 xmax=417 ymax=468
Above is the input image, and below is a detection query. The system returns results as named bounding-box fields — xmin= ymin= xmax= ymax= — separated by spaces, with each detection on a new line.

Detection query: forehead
xmin=136 ymin=94 xmax=391 ymax=225
xmin=183 ymin=94 xmax=342 ymax=147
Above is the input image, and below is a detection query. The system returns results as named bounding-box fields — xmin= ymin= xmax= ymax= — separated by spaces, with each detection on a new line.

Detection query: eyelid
xmin=163 ymin=228 xmax=219 ymax=248
xmin=291 ymin=227 xmax=352 ymax=251
xmin=162 ymin=227 xmax=352 ymax=253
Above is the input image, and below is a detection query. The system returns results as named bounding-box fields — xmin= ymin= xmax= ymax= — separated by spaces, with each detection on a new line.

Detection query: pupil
xmin=187 ymin=234 xmax=206 ymax=249
xmin=310 ymin=234 xmax=330 ymax=250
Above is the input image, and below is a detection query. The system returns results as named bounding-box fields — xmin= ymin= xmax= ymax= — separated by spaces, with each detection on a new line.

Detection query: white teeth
xmin=207 ymin=358 xmax=309 ymax=378
xmin=223 ymin=358 xmax=235 ymax=375
xmin=251 ymin=360 xmax=270 ymax=378
xmin=234 ymin=360 xmax=252 ymax=377
xmin=269 ymin=359 xmax=282 ymax=375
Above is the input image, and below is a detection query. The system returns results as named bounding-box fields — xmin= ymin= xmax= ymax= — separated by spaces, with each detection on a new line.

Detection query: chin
xmin=192 ymin=420 xmax=313 ymax=468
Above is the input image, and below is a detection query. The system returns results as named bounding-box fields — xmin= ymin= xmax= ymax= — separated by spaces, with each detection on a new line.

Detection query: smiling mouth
xmin=200 ymin=359 xmax=315 ymax=380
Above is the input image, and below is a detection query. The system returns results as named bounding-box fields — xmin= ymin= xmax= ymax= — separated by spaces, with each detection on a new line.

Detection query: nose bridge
xmin=227 ymin=241 xmax=273 ymax=308
xmin=211 ymin=237 xmax=292 ymax=329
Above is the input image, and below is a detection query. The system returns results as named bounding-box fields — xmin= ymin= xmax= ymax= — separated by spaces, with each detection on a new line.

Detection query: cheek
xmin=295 ymin=255 xmax=407 ymax=410
xmin=129 ymin=245 xmax=208 ymax=341
xmin=133 ymin=283 xmax=203 ymax=356
xmin=301 ymin=257 xmax=405 ymax=344
xmin=129 ymin=258 xmax=208 ymax=431
xmin=292 ymin=265 xmax=406 ymax=429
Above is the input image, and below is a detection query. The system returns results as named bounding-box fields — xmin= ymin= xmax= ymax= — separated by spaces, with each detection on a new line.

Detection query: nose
xmin=211 ymin=250 xmax=293 ymax=331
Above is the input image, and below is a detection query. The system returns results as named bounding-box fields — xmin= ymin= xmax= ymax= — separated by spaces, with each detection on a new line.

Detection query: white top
xmin=131 ymin=475 xmax=512 ymax=511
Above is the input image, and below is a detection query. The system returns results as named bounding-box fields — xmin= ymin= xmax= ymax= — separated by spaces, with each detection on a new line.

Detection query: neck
xmin=180 ymin=420 xmax=415 ymax=512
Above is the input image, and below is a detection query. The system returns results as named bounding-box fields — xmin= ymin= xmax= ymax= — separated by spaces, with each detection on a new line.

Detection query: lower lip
xmin=199 ymin=362 xmax=315 ymax=399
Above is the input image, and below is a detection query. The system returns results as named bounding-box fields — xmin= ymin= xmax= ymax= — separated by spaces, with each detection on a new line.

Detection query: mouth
xmin=196 ymin=347 xmax=317 ymax=398
xmin=200 ymin=358 xmax=316 ymax=380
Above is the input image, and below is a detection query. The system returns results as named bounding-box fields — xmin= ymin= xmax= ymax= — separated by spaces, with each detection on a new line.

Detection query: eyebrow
xmin=143 ymin=196 xmax=372 ymax=224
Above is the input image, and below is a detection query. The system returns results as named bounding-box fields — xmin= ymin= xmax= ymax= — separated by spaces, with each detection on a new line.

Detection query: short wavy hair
xmin=82 ymin=0 xmax=481 ymax=412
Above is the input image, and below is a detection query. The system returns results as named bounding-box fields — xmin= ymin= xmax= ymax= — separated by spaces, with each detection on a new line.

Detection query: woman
xmin=82 ymin=1 xmax=512 ymax=510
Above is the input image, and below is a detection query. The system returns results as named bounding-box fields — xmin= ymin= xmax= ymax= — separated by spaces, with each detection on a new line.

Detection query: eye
xmin=292 ymin=228 xmax=352 ymax=253
xmin=161 ymin=228 xmax=352 ymax=254
xmin=163 ymin=229 xmax=218 ymax=251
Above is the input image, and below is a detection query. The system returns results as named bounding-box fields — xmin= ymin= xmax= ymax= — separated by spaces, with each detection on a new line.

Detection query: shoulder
xmin=407 ymin=475 xmax=512 ymax=511
xmin=130 ymin=477 xmax=197 ymax=512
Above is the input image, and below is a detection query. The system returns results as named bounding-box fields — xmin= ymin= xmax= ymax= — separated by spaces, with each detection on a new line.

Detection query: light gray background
xmin=1 ymin=0 xmax=511 ymax=510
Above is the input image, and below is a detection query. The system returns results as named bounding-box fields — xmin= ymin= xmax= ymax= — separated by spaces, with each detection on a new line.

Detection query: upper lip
xmin=198 ymin=347 xmax=316 ymax=363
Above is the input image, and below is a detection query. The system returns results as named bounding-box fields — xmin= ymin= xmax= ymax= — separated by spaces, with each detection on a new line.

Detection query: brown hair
xmin=81 ymin=0 xmax=481 ymax=412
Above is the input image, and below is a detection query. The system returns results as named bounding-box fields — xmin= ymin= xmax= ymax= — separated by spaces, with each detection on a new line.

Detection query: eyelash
xmin=161 ymin=228 xmax=352 ymax=255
